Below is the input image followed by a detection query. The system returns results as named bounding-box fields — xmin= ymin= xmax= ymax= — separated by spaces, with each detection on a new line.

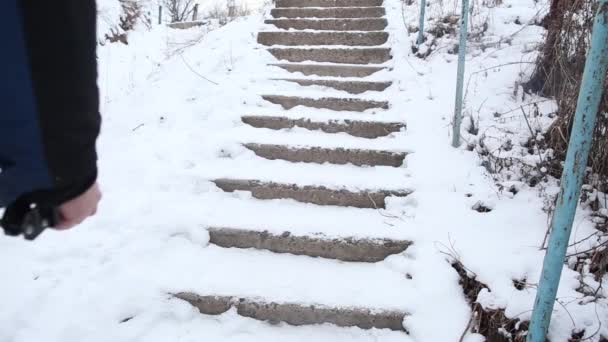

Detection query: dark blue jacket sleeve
xmin=0 ymin=0 xmax=100 ymax=208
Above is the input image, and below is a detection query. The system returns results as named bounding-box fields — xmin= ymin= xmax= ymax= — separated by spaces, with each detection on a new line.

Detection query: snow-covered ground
xmin=0 ymin=0 xmax=606 ymax=341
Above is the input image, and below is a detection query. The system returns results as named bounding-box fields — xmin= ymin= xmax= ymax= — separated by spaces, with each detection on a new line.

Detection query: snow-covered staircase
xmin=176 ymin=0 xmax=414 ymax=333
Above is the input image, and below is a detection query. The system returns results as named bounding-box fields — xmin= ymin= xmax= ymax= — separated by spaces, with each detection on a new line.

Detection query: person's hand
xmin=55 ymin=182 xmax=101 ymax=230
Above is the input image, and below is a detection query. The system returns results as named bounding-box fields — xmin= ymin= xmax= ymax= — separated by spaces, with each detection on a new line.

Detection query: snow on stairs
xmin=176 ymin=0 xmax=414 ymax=333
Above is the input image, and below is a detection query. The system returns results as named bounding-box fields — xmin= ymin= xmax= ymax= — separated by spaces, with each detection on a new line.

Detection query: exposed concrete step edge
xmin=262 ymin=95 xmax=389 ymax=112
xmin=265 ymin=18 xmax=388 ymax=31
xmin=275 ymin=0 xmax=384 ymax=8
xmin=175 ymin=293 xmax=408 ymax=331
xmin=212 ymin=178 xmax=412 ymax=209
xmin=268 ymin=47 xmax=392 ymax=65
xmin=241 ymin=115 xmax=406 ymax=138
xmin=243 ymin=143 xmax=407 ymax=167
xmin=270 ymin=78 xmax=392 ymax=94
xmin=271 ymin=7 xmax=386 ymax=19
xmin=269 ymin=63 xmax=386 ymax=77
xmin=258 ymin=31 xmax=389 ymax=47
xmin=208 ymin=227 xmax=412 ymax=262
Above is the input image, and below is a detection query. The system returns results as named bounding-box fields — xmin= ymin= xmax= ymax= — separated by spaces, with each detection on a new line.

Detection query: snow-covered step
xmin=271 ymin=7 xmax=386 ymax=19
xmin=258 ymin=31 xmax=388 ymax=46
xmin=207 ymin=227 xmax=412 ymax=262
xmin=271 ymin=78 xmax=392 ymax=94
xmin=276 ymin=0 xmax=383 ymax=8
xmin=265 ymin=18 xmax=388 ymax=31
xmin=243 ymin=143 xmax=406 ymax=167
xmin=212 ymin=178 xmax=412 ymax=208
xmin=175 ymin=293 xmax=407 ymax=331
xmin=241 ymin=115 xmax=405 ymax=138
xmin=270 ymin=63 xmax=385 ymax=77
xmin=268 ymin=47 xmax=391 ymax=64
xmin=262 ymin=94 xmax=388 ymax=111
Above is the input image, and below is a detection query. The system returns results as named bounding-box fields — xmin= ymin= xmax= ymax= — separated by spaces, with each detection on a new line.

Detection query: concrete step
xmin=258 ymin=31 xmax=388 ymax=46
xmin=241 ymin=115 xmax=406 ymax=138
xmin=208 ymin=227 xmax=412 ymax=262
xmin=268 ymin=47 xmax=391 ymax=64
xmin=276 ymin=0 xmax=383 ymax=7
xmin=244 ymin=143 xmax=406 ymax=167
xmin=175 ymin=293 xmax=407 ymax=331
xmin=271 ymin=7 xmax=385 ymax=19
xmin=270 ymin=63 xmax=385 ymax=77
xmin=271 ymin=78 xmax=391 ymax=94
xmin=265 ymin=18 xmax=388 ymax=31
xmin=262 ymin=95 xmax=388 ymax=111
xmin=213 ymin=178 xmax=411 ymax=208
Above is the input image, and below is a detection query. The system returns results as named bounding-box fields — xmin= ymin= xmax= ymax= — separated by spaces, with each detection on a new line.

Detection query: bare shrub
xmin=525 ymin=0 xmax=608 ymax=192
xmin=164 ymin=0 xmax=197 ymax=23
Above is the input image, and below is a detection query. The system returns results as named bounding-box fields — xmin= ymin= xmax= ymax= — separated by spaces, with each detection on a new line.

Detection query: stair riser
xmin=213 ymin=179 xmax=411 ymax=209
xmin=208 ymin=227 xmax=411 ymax=262
xmin=176 ymin=293 xmax=407 ymax=331
xmin=265 ymin=18 xmax=388 ymax=31
xmin=271 ymin=7 xmax=386 ymax=19
xmin=274 ymin=79 xmax=391 ymax=94
xmin=244 ymin=143 xmax=406 ymax=167
xmin=263 ymin=95 xmax=388 ymax=112
xmin=241 ymin=116 xmax=406 ymax=138
xmin=258 ymin=32 xmax=388 ymax=46
xmin=268 ymin=48 xmax=391 ymax=64
xmin=270 ymin=63 xmax=385 ymax=77
xmin=276 ymin=0 xmax=383 ymax=7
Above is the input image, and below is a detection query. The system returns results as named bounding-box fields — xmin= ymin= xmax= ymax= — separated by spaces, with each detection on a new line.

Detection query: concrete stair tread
xmin=276 ymin=0 xmax=383 ymax=7
xmin=208 ymin=226 xmax=412 ymax=262
xmin=213 ymin=178 xmax=412 ymax=209
xmin=262 ymin=94 xmax=389 ymax=111
xmin=243 ymin=143 xmax=407 ymax=167
xmin=264 ymin=18 xmax=388 ymax=31
xmin=271 ymin=7 xmax=386 ymax=19
xmin=258 ymin=31 xmax=388 ymax=46
xmin=169 ymin=243 xmax=414 ymax=309
xmin=242 ymin=115 xmax=405 ymax=138
xmin=175 ymin=293 xmax=408 ymax=331
xmin=201 ymin=195 xmax=412 ymax=240
xmin=269 ymin=62 xmax=387 ymax=77
xmin=270 ymin=78 xmax=392 ymax=94
xmin=268 ymin=47 xmax=392 ymax=64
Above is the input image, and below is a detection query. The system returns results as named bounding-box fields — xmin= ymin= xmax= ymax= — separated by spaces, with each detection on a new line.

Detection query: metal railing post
xmin=417 ymin=0 xmax=427 ymax=45
xmin=527 ymin=2 xmax=608 ymax=341
xmin=451 ymin=0 xmax=470 ymax=147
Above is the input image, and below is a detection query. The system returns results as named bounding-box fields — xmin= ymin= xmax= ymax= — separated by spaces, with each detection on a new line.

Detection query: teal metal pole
xmin=417 ymin=0 xmax=426 ymax=45
xmin=527 ymin=2 xmax=608 ymax=341
xmin=452 ymin=0 xmax=469 ymax=147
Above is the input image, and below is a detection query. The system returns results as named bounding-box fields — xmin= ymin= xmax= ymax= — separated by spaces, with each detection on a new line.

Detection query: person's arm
xmin=21 ymin=0 xmax=101 ymax=208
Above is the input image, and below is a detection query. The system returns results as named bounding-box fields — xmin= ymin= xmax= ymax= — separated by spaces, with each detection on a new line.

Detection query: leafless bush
xmin=164 ymin=0 xmax=197 ymax=23
xmin=525 ymin=0 xmax=608 ymax=194
xmin=105 ymin=0 xmax=146 ymax=44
